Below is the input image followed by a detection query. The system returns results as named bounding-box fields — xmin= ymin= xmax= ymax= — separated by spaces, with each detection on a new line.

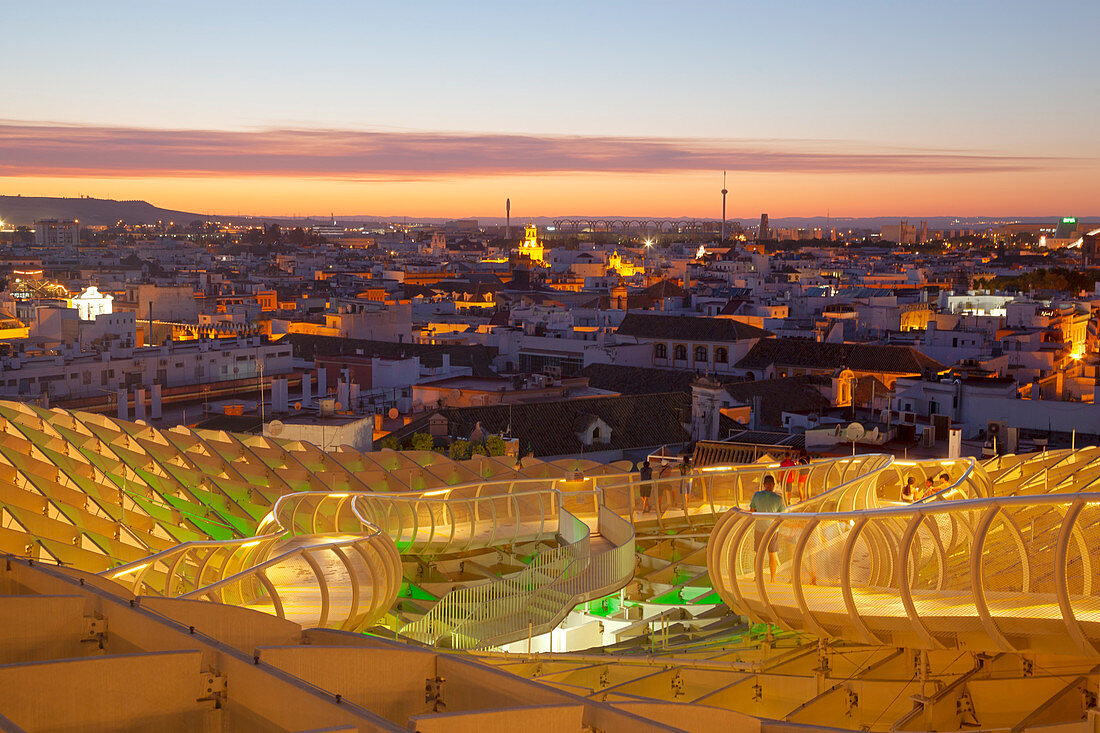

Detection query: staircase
xmin=401 ymin=507 xmax=635 ymax=650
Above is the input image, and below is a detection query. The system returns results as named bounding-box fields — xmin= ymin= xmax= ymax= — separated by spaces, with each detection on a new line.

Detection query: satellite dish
xmin=334 ymin=401 xmax=343 ymax=411
xmin=135 ymin=419 xmax=147 ymax=426
xmin=387 ymin=407 xmax=399 ymax=420
xmin=268 ymin=420 xmax=284 ymax=436
xmin=293 ymin=402 xmax=302 ymax=411
xmin=845 ymin=423 xmax=866 ymax=442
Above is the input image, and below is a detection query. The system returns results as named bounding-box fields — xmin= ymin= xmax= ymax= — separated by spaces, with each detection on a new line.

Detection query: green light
xmin=1063 ymin=217 xmax=1077 ymax=224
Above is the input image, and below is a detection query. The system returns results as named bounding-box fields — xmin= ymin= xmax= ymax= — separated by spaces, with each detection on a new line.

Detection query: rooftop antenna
xmin=720 ymin=171 xmax=728 ymax=243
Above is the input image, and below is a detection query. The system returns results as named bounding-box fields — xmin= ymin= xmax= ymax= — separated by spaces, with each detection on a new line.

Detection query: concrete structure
xmin=33 ymin=218 xmax=79 ymax=247
xmin=264 ymin=411 xmax=375 ymax=451
xmin=5 ymin=397 xmax=1100 ymax=730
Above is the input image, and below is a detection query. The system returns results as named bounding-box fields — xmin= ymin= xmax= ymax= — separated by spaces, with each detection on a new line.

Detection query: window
xmin=592 ymin=427 xmax=600 ymax=440
xmin=654 ymin=343 xmax=667 ymax=359
xmin=715 ymin=347 xmax=728 ymax=364
xmin=673 ymin=344 xmax=687 ymax=361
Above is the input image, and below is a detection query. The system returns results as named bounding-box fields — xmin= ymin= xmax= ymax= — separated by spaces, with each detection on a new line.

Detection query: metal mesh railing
xmin=707 ymin=455 xmax=1100 ymax=655
xmin=105 ymin=451 xmax=982 ymax=642
xmin=106 ymin=491 xmax=402 ymax=631
xmin=400 ymin=491 xmax=636 ymax=649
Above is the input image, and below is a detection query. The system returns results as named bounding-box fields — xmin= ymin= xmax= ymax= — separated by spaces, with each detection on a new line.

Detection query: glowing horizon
xmin=1 ymin=1 xmax=1097 ymax=219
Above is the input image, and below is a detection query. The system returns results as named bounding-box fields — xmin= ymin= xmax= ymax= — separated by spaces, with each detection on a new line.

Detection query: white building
xmin=0 ymin=336 xmax=292 ymax=401
xmin=71 ymin=286 xmax=113 ymax=322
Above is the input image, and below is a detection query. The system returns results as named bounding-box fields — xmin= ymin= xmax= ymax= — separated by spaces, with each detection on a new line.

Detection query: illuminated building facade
xmin=516 ymin=222 xmax=547 ymax=266
xmin=608 ymin=249 xmax=643 ymax=277
xmin=69 ymin=285 xmax=113 ymax=321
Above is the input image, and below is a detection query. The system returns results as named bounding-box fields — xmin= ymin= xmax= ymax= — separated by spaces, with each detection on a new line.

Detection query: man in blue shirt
xmin=748 ymin=474 xmax=786 ymax=582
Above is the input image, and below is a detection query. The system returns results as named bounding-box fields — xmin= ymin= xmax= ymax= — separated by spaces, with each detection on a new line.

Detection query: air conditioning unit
xmin=901 ymin=411 xmax=917 ymax=425
xmin=920 ymin=428 xmax=936 ymax=448
xmin=987 ymin=421 xmax=1007 ymax=453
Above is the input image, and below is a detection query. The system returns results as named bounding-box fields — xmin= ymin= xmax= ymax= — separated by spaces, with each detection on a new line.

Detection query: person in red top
xmin=779 ymin=457 xmax=797 ymax=504
xmin=795 ymin=451 xmax=810 ymax=502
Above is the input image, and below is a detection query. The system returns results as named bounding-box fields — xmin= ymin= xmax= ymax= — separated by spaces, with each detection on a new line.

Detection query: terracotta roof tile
xmin=735 ymin=338 xmax=945 ymax=375
xmin=616 ymin=313 xmax=772 ymax=342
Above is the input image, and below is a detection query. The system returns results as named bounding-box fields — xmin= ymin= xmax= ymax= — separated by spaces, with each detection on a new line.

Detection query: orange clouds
xmin=0 ymin=120 xmax=1063 ymax=178
xmin=0 ymin=121 xmax=1093 ymax=217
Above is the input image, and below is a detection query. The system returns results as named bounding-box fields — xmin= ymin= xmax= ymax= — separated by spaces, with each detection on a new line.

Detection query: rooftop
xmin=736 ymin=337 xmax=946 ymax=375
xmin=616 ymin=312 xmax=772 ymax=342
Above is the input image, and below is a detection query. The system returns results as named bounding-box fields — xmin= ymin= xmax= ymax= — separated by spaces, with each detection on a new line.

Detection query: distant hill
xmin=0 ymin=195 xmax=1091 ymax=231
xmin=0 ymin=196 xmax=205 ymax=227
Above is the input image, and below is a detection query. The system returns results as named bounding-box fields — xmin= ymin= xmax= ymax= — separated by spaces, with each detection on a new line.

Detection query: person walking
xmin=779 ymin=456 xmax=797 ymax=504
xmin=638 ymin=460 xmax=653 ymax=513
xmin=678 ymin=456 xmax=693 ymax=512
xmin=748 ymin=474 xmax=786 ymax=582
xmin=656 ymin=460 xmax=672 ymax=513
xmin=795 ymin=452 xmax=811 ymax=502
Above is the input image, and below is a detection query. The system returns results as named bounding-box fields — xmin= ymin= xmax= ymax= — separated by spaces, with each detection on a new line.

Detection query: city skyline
xmin=2 ymin=0 xmax=1098 ymax=216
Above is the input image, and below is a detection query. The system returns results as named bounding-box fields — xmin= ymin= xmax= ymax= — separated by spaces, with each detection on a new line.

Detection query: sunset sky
xmin=3 ymin=0 xmax=1097 ymax=219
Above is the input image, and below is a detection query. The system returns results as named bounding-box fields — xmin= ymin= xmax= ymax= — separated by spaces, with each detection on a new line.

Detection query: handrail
xmin=707 ymin=455 xmax=1100 ymax=655
xmin=400 ymin=488 xmax=637 ymax=650
xmin=105 ymin=451 xmax=953 ymax=644
xmin=107 ymin=491 xmax=402 ymax=631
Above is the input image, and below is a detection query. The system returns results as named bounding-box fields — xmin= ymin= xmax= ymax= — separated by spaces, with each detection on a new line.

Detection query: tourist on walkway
xmin=639 ymin=460 xmax=653 ymax=513
xmin=678 ymin=456 xmax=693 ymax=511
xmin=656 ymin=460 xmax=672 ymax=513
xmin=779 ymin=456 xmax=797 ymax=503
xmin=748 ymin=474 xmax=786 ymax=582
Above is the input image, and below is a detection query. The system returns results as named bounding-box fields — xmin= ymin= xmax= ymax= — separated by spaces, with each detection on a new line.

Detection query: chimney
xmin=134 ymin=388 xmax=146 ymax=422
xmin=429 ymin=414 xmax=449 ymax=437
xmin=117 ymin=388 xmax=129 ymax=421
xmin=301 ymin=373 xmax=312 ymax=408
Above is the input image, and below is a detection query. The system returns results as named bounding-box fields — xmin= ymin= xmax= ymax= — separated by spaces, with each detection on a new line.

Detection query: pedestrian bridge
xmin=708 ymin=447 xmax=1100 ymax=655
xmin=108 ymin=450 xmax=969 ymax=649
